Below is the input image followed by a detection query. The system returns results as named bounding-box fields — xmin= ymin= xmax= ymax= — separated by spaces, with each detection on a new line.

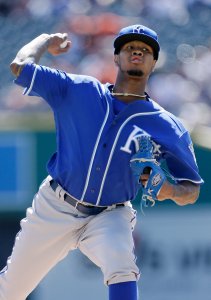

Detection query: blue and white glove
xmin=130 ymin=135 xmax=166 ymax=207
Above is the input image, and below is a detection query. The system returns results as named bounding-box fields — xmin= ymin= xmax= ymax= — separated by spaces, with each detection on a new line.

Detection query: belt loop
xmin=59 ymin=188 xmax=66 ymax=201
xmin=47 ymin=175 xmax=52 ymax=187
xmin=106 ymin=204 xmax=116 ymax=211
xmin=55 ymin=186 xmax=65 ymax=200
xmin=74 ymin=201 xmax=79 ymax=210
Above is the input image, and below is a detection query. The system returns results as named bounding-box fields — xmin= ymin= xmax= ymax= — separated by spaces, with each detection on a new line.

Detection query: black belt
xmin=50 ymin=179 xmax=124 ymax=215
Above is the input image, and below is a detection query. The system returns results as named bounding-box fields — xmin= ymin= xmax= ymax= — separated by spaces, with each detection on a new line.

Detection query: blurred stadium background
xmin=0 ymin=0 xmax=211 ymax=299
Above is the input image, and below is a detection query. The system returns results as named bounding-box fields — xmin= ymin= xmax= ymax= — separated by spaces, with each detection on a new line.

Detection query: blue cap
xmin=114 ymin=24 xmax=160 ymax=60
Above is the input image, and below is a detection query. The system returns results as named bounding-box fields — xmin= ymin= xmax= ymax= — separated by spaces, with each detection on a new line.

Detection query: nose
xmin=132 ymin=49 xmax=143 ymax=56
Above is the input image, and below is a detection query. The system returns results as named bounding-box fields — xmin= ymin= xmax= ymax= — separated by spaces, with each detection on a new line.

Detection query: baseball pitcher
xmin=0 ymin=24 xmax=203 ymax=300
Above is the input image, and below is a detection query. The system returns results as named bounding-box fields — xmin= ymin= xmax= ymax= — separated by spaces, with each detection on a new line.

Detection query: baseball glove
xmin=130 ymin=135 xmax=166 ymax=208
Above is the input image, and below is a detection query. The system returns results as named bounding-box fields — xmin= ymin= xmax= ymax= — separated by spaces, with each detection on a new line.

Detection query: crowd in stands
xmin=0 ymin=0 xmax=211 ymax=131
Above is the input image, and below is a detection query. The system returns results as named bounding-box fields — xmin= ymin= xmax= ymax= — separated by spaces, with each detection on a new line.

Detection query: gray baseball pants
xmin=0 ymin=176 xmax=140 ymax=300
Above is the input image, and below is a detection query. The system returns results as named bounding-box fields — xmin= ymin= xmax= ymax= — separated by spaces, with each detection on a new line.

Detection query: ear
xmin=151 ymin=60 xmax=157 ymax=72
xmin=114 ymin=55 xmax=119 ymax=66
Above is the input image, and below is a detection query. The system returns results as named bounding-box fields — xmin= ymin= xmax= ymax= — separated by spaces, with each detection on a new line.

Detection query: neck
xmin=113 ymin=74 xmax=147 ymax=99
xmin=111 ymin=84 xmax=146 ymax=101
xmin=111 ymin=90 xmax=146 ymax=99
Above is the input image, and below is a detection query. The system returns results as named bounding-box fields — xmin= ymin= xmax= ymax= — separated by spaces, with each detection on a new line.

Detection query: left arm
xmin=140 ymin=173 xmax=200 ymax=205
xmin=157 ymin=180 xmax=200 ymax=205
xmin=131 ymin=134 xmax=202 ymax=207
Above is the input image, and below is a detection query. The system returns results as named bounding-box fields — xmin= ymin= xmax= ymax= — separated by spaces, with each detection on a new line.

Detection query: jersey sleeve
xmin=165 ymin=131 xmax=204 ymax=184
xmin=14 ymin=63 xmax=70 ymax=109
xmin=14 ymin=63 xmax=106 ymax=110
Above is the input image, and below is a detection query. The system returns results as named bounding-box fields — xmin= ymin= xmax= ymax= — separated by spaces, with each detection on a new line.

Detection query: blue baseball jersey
xmin=15 ymin=63 xmax=203 ymax=206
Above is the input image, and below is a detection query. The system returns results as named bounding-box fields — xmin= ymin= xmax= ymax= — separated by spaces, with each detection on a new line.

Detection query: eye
xmin=126 ymin=45 xmax=134 ymax=51
xmin=141 ymin=47 xmax=150 ymax=53
xmin=122 ymin=45 xmax=134 ymax=52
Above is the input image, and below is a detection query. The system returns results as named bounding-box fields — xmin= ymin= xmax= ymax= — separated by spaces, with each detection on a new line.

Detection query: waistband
xmin=49 ymin=179 xmax=126 ymax=215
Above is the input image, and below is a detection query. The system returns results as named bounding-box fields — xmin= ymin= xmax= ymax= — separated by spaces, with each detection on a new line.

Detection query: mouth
xmin=131 ymin=56 xmax=142 ymax=63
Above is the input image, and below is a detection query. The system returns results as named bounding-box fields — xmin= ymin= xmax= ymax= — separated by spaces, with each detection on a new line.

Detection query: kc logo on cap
xmin=132 ymin=25 xmax=145 ymax=34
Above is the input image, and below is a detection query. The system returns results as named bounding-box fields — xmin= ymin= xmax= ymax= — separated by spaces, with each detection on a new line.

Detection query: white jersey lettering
xmin=120 ymin=125 xmax=145 ymax=154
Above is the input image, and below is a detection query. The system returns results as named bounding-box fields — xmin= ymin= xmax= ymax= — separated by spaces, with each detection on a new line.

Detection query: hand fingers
xmin=49 ymin=33 xmax=70 ymax=46
xmin=140 ymin=174 xmax=149 ymax=187
xmin=48 ymin=33 xmax=72 ymax=55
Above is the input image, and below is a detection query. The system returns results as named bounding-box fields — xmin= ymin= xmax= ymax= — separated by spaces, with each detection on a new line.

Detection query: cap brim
xmin=114 ymin=33 xmax=160 ymax=59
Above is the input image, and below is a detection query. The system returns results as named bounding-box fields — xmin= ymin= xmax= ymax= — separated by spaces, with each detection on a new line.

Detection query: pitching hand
xmin=47 ymin=33 xmax=71 ymax=56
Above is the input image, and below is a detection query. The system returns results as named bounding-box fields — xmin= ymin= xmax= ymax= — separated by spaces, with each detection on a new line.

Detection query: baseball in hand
xmin=60 ymin=40 xmax=68 ymax=48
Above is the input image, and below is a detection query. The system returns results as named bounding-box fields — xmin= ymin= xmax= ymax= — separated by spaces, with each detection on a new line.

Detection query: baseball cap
xmin=114 ymin=24 xmax=160 ymax=60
